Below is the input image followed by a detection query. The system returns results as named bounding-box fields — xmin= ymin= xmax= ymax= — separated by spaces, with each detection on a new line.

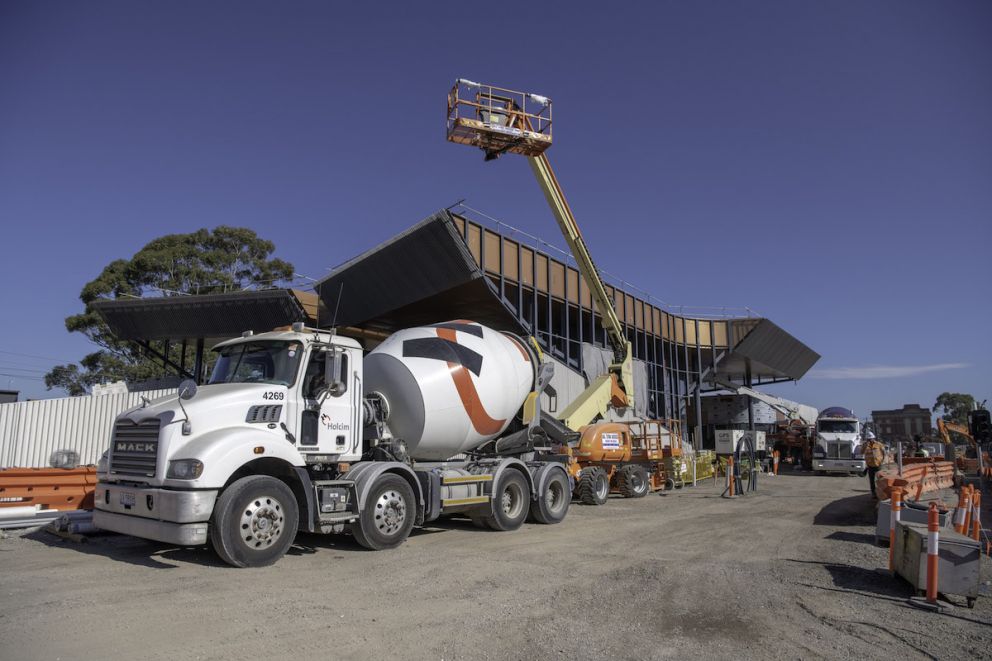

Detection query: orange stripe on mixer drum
xmin=436 ymin=327 xmax=506 ymax=436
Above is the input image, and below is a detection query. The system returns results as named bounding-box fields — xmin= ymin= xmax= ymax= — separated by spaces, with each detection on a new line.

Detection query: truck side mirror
xmin=323 ymin=347 xmax=347 ymax=397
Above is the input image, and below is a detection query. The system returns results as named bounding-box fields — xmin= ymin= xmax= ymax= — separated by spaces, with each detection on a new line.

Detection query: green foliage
xmin=46 ymin=227 xmax=295 ymax=396
xmin=932 ymin=392 xmax=976 ymax=425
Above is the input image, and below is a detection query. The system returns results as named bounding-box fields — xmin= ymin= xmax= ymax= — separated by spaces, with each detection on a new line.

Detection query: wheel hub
xmin=374 ymin=490 xmax=406 ymax=535
xmin=596 ymin=475 xmax=608 ymax=499
xmin=240 ymin=496 xmax=285 ymax=549
xmin=502 ymin=483 xmax=523 ymax=517
xmin=545 ymin=481 xmax=563 ymax=511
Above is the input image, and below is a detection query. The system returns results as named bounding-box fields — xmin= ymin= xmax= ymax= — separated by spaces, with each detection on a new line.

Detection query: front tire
xmin=351 ymin=473 xmax=416 ymax=551
xmin=529 ymin=470 xmax=571 ymax=524
xmin=484 ymin=469 xmax=530 ymax=531
xmin=210 ymin=475 xmax=299 ymax=568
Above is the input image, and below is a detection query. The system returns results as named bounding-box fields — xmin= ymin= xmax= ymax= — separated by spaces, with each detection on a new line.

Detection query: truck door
xmin=300 ymin=346 xmax=362 ymax=461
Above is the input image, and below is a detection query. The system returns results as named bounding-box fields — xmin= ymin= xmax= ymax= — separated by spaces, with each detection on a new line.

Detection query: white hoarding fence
xmin=0 ymin=389 xmax=175 ymax=468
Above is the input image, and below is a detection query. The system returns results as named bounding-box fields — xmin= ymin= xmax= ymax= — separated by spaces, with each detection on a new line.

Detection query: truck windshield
xmin=818 ymin=421 xmax=857 ymax=434
xmin=209 ymin=341 xmax=303 ymax=386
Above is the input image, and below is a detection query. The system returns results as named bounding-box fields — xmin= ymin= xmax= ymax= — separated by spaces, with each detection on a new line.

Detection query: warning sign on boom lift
xmin=601 ymin=432 xmax=621 ymax=450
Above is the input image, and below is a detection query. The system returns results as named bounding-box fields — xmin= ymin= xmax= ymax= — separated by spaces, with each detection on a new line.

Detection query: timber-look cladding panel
xmin=451 ymin=215 xmax=729 ymax=349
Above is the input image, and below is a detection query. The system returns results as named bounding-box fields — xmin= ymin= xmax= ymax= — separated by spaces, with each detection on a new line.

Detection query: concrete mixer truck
xmin=92 ymin=320 xmax=572 ymax=567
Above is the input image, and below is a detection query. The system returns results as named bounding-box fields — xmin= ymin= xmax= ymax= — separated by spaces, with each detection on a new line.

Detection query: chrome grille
xmin=246 ymin=405 xmax=282 ymax=423
xmin=109 ymin=419 xmax=161 ymax=477
xmin=826 ymin=442 xmax=852 ymax=459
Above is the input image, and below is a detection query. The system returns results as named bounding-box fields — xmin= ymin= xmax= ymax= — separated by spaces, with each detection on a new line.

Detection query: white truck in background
xmin=93 ymin=320 xmax=573 ymax=567
xmin=812 ymin=406 xmax=866 ymax=475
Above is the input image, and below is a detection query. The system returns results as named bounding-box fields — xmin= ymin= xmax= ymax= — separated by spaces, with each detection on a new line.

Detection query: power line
xmin=0 ymin=358 xmax=61 ymax=370
xmin=0 ymin=365 xmax=49 ymax=375
xmin=0 ymin=373 xmax=44 ymax=381
xmin=0 ymin=350 xmax=76 ymax=363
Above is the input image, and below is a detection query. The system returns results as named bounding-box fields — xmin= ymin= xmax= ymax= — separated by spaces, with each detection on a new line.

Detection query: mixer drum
xmin=364 ymin=321 xmax=536 ymax=460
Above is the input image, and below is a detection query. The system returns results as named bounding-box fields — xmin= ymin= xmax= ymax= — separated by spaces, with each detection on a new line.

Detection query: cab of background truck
xmin=813 ymin=406 xmax=861 ymax=462
xmin=97 ymin=327 xmax=365 ymax=489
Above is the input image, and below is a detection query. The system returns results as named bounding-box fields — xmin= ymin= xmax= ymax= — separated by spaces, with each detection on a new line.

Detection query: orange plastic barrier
xmin=970 ymin=491 xmax=982 ymax=542
xmin=874 ymin=460 xmax=955 ymax=502
xmin=927 ymin=503 xmax=939 ymax=604
xmin=0 ymin=467 xmax=97 ymax=511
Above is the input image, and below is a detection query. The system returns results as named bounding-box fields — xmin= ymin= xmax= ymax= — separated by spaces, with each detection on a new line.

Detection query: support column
xmin=193 ymin=337 xmax=205 ymax=384
xmin=745 ymin=359 xmax=755 ymax=432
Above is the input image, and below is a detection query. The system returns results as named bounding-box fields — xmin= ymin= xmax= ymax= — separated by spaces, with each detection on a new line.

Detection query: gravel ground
xmin=1 ymin=470 xmax=990 ymax=660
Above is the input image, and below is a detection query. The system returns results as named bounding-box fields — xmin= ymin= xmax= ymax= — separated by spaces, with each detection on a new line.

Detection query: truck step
xmin=441 ymin=496 xmax=490 ymax=507
xmin=441 ymin=474 xmax=493 ymax=485
xmin=318 ymin=512 xmax=358 ymax=524
xmin=312 ymin=479 xmax=355 ymax=487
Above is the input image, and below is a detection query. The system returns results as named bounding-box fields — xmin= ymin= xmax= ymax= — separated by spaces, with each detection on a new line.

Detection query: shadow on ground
xmin=825 ymin=530 xmax=878 ymax=545
xmin=785 ymin=558 xmax=912 ymax=602
xmin=18 ymin=515 xmax=515 ymax=569
xmin=22 ymin=528 xmax=227 ymax=569
xmin=813 ymin=493 xmax=877 ymax=527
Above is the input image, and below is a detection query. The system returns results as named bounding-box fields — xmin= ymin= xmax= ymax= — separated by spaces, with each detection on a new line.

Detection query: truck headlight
xmin=167 ymin=459 xmax=204 ymax=480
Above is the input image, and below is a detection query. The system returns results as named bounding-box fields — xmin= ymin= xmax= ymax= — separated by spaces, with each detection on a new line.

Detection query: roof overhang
xmin=93 ymin=289 xmax=319 ymax=342
xmin=314 ymin=210 xmax=523 ymax=334
xmin=706 ymin=318 xmax=820 ymax=386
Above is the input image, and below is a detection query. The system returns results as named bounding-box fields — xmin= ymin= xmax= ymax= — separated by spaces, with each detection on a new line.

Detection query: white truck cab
xmin=812 ymin=406 xmax=866 ymax=475
xmin=93 ymin=322 xmax=573 ymax=567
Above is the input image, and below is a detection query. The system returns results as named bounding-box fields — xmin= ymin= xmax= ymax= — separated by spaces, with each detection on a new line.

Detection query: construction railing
xmin=0 ymin=467 xmax=98 ymax=512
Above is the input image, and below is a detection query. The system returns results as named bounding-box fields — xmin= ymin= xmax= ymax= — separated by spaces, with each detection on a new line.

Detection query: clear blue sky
xmin=1 ymin=1 xmax=989 ymax=419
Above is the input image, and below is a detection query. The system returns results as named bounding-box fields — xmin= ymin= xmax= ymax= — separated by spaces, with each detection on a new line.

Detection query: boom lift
xmin=446 ymin=80 xmax=634 ymax=431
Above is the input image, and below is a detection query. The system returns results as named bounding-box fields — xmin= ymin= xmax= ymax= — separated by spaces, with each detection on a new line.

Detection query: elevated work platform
xmin=447 ymin=80 xmax=553 ymax=160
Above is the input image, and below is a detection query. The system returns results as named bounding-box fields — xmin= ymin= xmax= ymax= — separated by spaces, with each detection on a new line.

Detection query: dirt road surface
xmin=2 ymin=471 xmax=990 ymax=660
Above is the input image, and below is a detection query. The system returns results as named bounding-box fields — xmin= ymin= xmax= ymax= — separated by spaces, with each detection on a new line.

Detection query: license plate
xmin=120 ymin=491 xmax=135 ymax=507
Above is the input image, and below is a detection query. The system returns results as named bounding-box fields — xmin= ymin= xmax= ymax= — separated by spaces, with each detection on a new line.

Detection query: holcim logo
xmin=320 ymin=413 xmax=350 ymax=431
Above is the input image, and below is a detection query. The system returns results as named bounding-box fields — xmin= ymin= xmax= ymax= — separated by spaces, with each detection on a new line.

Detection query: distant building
xmin=0 ymin=390 xmax=18 ymax=404
xmin=872 ymin=404 xmax=932 ymax=444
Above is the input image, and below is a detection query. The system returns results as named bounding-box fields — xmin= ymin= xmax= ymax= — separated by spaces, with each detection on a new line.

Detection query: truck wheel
xmin=209 ymin=475 xmax=299 ymax=568
xmin=529 ymin=470 xmax=571 ymax=524
xmin=576 ymin=467 xmax=609 ymax=506
xmin=351 ymin=473 xmax=416 ymax=551
xmin=484 ymin=469 xmax=530 ymax=531
xmin=617 ymin=464 xmax=650 ymax=498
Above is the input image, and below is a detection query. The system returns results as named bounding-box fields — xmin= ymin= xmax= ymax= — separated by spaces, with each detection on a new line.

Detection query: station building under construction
xmin=91 ymin=207 xmax=819 ymax=448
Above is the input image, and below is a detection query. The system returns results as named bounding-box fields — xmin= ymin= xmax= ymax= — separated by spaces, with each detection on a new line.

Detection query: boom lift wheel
xmin=617 ymin=464 xmax=650 ymax=498
xmin=209 ymin=475 xmax=300 ymax=568
xmin=576 ymin=467 xmax=609 ymax=506
xmin=351 ymin=473 xmax=416 ymax=550
xmin=484 ymin=470 xmax=531 ymax=531
xmin=529 ymin=470 xmax=571 ymax=524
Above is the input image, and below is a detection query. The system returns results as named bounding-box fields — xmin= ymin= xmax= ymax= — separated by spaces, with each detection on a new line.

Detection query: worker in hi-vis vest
xmin=861 ymin=431 xmax=885 ymax=499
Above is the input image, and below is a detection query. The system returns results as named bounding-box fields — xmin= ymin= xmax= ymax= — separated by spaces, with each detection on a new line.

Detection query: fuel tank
xmin=364 ymin=321 xmax=536 ymax=460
